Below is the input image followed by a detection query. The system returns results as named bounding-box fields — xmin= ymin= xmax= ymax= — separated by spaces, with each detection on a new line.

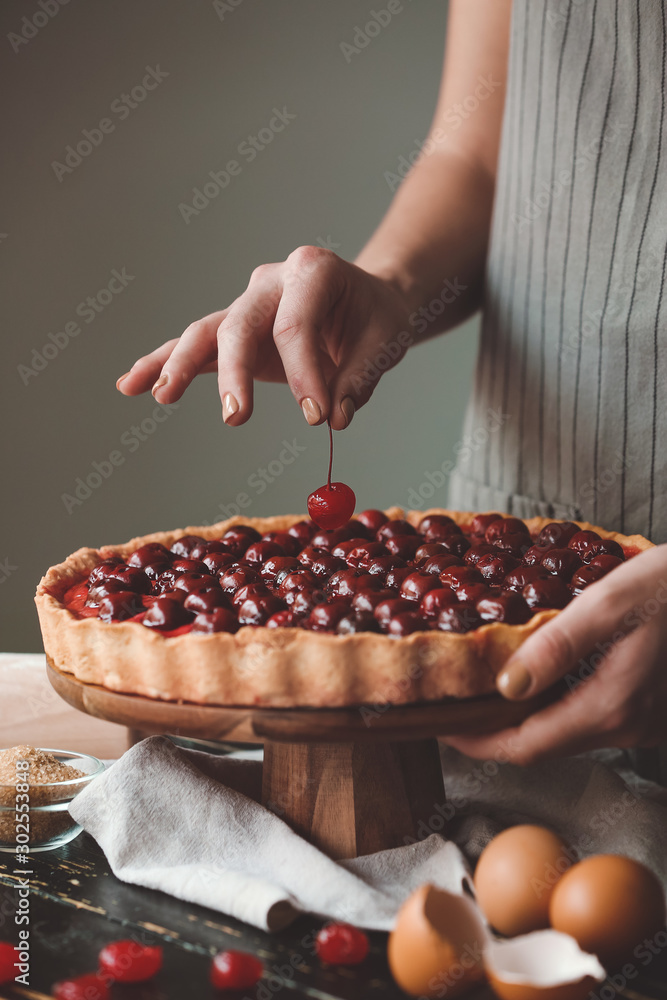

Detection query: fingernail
xmin=222 ymin=392 xmax=239 ymax=423
xmin=301 ymin=397 xmax=322 ymax=425
xmin=340 ymin=396 xmax=355 ymax=427
xmin=116 ymin=372 xmax=131 ymax=390
xmin=151 ymin=374 xmax=168 ymax=398
xmin=497 ymin=660 xmax=532 ymax=700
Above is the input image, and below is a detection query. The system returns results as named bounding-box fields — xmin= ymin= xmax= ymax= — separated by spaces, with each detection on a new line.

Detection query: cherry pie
xmin=35 ymin=509 xmax=651 ymax=707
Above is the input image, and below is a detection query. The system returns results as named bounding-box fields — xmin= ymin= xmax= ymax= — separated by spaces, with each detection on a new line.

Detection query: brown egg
xmin=484 ymin=929 xmax=605 ymax=1000
xmin=549 ymin=854 xmax=666 ymax=970
xmin=388 ymin=884 xmax=489 ymax=998
xmin=474 ymin=825 xmax=572 ymax=936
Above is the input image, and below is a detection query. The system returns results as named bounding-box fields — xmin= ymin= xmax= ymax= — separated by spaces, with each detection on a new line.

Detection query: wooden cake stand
xmin=47 ymin=658 xmax=555 ymax=860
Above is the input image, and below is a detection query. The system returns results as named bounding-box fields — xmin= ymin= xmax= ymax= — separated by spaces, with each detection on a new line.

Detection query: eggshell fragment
xmin=474 ymin=825 xmax=572 ymax=936
xmin=549 ymin=854 xmax=666 ymax=970
xmin=388 ymin=884 xmax=490 ymax=998
xmin=485 ymin=929 xmax=606 ymax=1000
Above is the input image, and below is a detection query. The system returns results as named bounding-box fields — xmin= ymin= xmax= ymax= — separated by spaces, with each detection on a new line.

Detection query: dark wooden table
xmin=2 ymin=831 xmax=667 ymax=1000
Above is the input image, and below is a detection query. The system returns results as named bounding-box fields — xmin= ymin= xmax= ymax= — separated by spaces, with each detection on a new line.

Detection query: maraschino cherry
xmin=307 ymin=423 xmax=355 ymax=530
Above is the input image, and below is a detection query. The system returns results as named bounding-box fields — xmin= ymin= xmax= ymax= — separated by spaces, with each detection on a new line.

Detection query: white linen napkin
xmin=69 ymin=735 xmax=667 ymax=932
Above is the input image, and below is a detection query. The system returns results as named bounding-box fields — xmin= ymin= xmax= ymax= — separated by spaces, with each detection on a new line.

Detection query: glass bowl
xmin=0 ymin=749 xmax=104 ymax=853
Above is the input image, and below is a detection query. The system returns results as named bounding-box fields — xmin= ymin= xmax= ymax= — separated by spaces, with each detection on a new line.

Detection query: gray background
xmin=0 ymin=0 xmax=479 ymax=652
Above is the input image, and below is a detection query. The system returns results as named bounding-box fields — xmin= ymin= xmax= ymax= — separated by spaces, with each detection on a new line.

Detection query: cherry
xmin=310 ymin=553 xmax=347 ymax=578
xmin=222 ymin=525 xmax=262 ymax=556
xmin=421 ymin=554 xmax=464 ymax=576
xmin=568 ymin=530 xmax=601 ymax=559
xmin=570 ymin=564 xmax=609 ymax=595
xmin=85 ymin=579 xmax=128 ymax=606
xmin=373 ymin=597 xmax=411 ymax=626
xmin=503 ymin=566 xmax=549 ymax=593
xmin=308 ymin=482 xmax=356 ymax=530
xmin=52 ymin=975 xmax=110 ymax=1000
xmin=523 ymin=543 xmax=554 ymax=566
xmin=523 ymin=577 xmax=572 ymax=610
xmin=243 ymin=540 xmax=285 ymax=567
xmin=536 ymin=521 xmax=580 ymax=548
xmin=260 ymin=555 xmax=299 ymax=582
xmin=98 ymin=592 xmax=143 ymax=622
xmin=210 ymin=950 xmax=263 ymax=990
xmin=437 ymin=602 xmax=482 ymax=633
xmin=220 ymin=565 xmax=261 ymax=593
xmin=202 ymin=552 xmax=236 ymax=576
xmin=477 ymin=593 xmax=531 ymax=624
xmin=312 ymin=522 xmax=366 ymax=549
xmin=417 ymin=514 xmax=458 ymax=536
xmin=438 ymin=534 xmax=471 ymax=558
xmin=266 ymin=610 xmax=299 ymax=628
xmin=285 ymin=588 xmax=326 ymax=616
xmin=231 ymin=583 xmax=272 ymax=608
xmin=352 ymin=588 xmax=397 ymax=613
xmin=464 ymin=543 xmax=496 ymax=566
xmin=277 ymin=570 xmax=318 ymax=598
xmin=476 ymin=552 xmax=519 ymax=586
xmin=415 ymin=542 xmax=449 ymax=563
xmin=584 ymin=538 xmax=624 ymax=563
xmin=456 ymin=581 xmax=491 ymax=604
xmin=170 ymin=534 xmax=207 ymax=558
xmin=420 ymin=587 xmax=458 ymax=619
xmin=298 ymin=545 xmax=329 ymax=569
xmin=386 ymin=611 xmax=429 ymax=636
xmin=540 ymin=548 xmax=582 ymax=581
xmin=337 ymin=611 xmax=382 ymax=634
xmin=491 ymin=533 xmax=532 ymax=558
xmin=315 ymin=924 xmax=369 ymax=965
xmin=288 ymin=519 xmax=317 ymax=546
xmin=184 ymin=589 xmax=230 ymax=614
xmin=366 ymin=554 xmax=407 ymax=580
xmin=0 ymin=943 xmax=19 ymax=983
xmin=484 ymin=517 xmax=530 ymax=543
xmin=376 ymin=519 xmax=416 ymax=542
xmin=590 ymin=553 xmax=623 ymax=573
xmin=470 ymin=512 xmax=504 ymax=536
xmin=190 ymin=539 xmax=231 ymax=560
xmin=261 ymin=530 xmax=300 ymax=555
xmin=346 ymin=541 xmax=386 ymax=569
xmin=173 ymin=572 xmax=218 ymax=595
xmin=356 ymin=509 xmax=388 ymax=533
xmin=332 ymin=538 xmax=369 ymax=560
xmin=191 ymin=608 xmax=239 ymax=633
xmin=238 ymin=594 xmax=285 ymax=626
xmin=98 ymin=940 xmax=163 ymax=982
xmin=88 ymin=558 xmax=124 ymax=586
xmin=327 ymin=569 xmax=379 ymax=598
xmin=107 ymin=565 xmax=151 ymax=594
xmin=384 ymin=535 xmax=421 ymax=560
xmin=128 ymin=543 xmax=171 ymax=569
xmin=143 ymin=596 xmax=193 ymax=630
xmin=439 ymin=566 xmax=482 ymax=591
xmin=400 ymin=571 xmax=440 ymax=602
xmin=386 ymin=566 xmax=412 ymax=590
xmin=306 ymin=600 xmax=352 ymax=632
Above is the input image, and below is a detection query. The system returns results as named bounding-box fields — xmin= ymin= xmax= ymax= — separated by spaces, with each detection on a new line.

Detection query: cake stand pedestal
xmin=46 ymin=658 xmax=553 ymax=860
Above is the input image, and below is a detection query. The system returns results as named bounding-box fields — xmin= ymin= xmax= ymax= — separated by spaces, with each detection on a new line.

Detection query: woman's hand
xmin=115 ymin=246 xmax=413 ymax=429
xmin=444 ymin=545 xmax=667 ymax=764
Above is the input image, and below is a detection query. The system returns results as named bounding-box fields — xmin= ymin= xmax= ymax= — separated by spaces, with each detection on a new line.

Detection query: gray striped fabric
xmin=448 ymin=0 xmax=667 ymax=543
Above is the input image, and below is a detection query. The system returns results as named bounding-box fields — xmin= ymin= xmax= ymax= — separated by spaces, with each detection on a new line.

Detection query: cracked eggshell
xmin=388 ymin=884 xmax=490 ymax=998
xmin=484 ymin=929 xmax=606 ymax=1000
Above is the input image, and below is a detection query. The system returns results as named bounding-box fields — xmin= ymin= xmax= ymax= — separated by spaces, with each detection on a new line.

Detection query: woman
xmin=116 ymin=0 xmax=667 ymax=764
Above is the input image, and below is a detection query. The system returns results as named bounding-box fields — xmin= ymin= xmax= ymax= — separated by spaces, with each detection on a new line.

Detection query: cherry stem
xmin=327 ymin=421 xmax=333 ymax=490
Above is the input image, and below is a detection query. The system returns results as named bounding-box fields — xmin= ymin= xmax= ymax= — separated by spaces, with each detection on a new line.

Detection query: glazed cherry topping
xmin=262 ymin=530 xmax=300 ymax=555
xmin=438 ymin=533 xmax=471 ymax=558
xmin=420 ymin=588 xmax=458 ymax=618
xmin=437 ymin=602 xmax=482 ymax=633
xmin=477 ymin=592 xmax=531 ymax=625
xmin=484 ymin=517 xmax=530 ymax=543
xmin=85 ymin=579 xmax=127 ymax=606
xmin=523 ymin=543 xmax=554 ymax=567
xmin=98 ymin=940 xmax=163 ymax=982
xmin=540 ymin=548 xmax=582 ymax=581
xmin=337 ymin=611 xmax=382 ymax=634
xmin=307 ymin=600 xmax=352 ymax=631
xmin=421 ymin=554 xmax=464 ymax=576
xmin=504 ymin=565 xmax=549 ymax=593
xmin=210 ymin=950 xmax=263 ymax=990
xmin=386 ymin=611 xmax=429 ymax=636
xmin=191 ymin=608 xmax=239 ymax=633
xmin=346 ymin=541 xmax=386 ymax=569
xmin=439 ymin=566 xmax=481 ymax=591
xmin=417 ymin=514 xmax=458 ymax=536
xmin=376 ymin=519 xmax=416 ymax=542
xmin=327 ymin=569 xmax=379 ymax=598
xmin=309 ymin=552 xmax=347 ymax=578
xmin=261 ymin=555 xmax=300 ymax=582
xmin=220 ymin=565 xmax=261 ymax=593
xmin=313 ymin=522 xmax=367 ymax=549
xmin=243 ymin=540 xmax=285 ymax=567
xmin=590 ymin=553 xmax=623 ymax=573
xmin=455 ymin=580 xmax=491 ymax=604
xmin=190 ymin=539 xmax=231 ymax=559
xmin=476 ymin=552 xmax=519 ymax=586
xmin=400 ymin=571 xmax=440 ymax=602
xmin=384 ymin=535 xmax=422 ymax=560
xmin=128 ymin=543 xmax=171 ymax=569
xmin=523 ymin=577 xmax=572 ymax=610
xmin=315 ymin=924 xmax=370 ymax=965
xmin=308 ymin=423 xmax=356 ymax=530
xmin=464 ymin=543 xmax=497 ymax=566
xmin=570 ymin=564 xmax=609 ymax=595
xmin=222 ymin=525 xmax=262 ymax=555
xmin=98 ymin=591 xmax=143 ymax=622
xmin=107 ymin=565 xmax=151 ymax=594
xmin=170 ymin=534 xmax=206 ymax=558
xmin=238 ymin=594 xmax=285 ymax=626
xmin=52 ymin=974 xmax=110 ymax=1000
xmin=386 ymin=566 xmax=412 ymax=590
xmin=183 ymin=589 xmax=230 ymax=614
xmin=286 ymin=588 xmax=325 ymax=616
xmin=332 ymin=538 xmax=368 ymax=560
xmin=584 ymin=538 xmax=624 ymax=562
xmin=266 ymin=609 xmax=298 ymax=628
xmin=536 ymin=520 xmax=580 ymax=548
xmin=143 ymin=596 xmax=193 ymax=630
xmin=231 ymin=583 xmax=271 ymax=607
xmin=373 ymin=597 xmax=411 ymax=626
xmin=470 ymin=512 xmax=504 ymax=535
xmin=172 ymin=572 xmax=217 ymax=595
xmin=367 ymin=554 xmax=407 ymax=579
xmin=568 ymin=530 xmax=601 ymax=558
xmin=288 ymin=519 xmax=316 ymax=545
xmin=356 ymin=508 xmax=388 ymax=533
xmin=277 ymin=569 xmax=318 ymax=597
xmin=88 ymin=558 xmax=124 ymax=586
xmin=352 ymin=588 xmax=397 ymax=613
xmin=491 ymin=532 xmax=532 ymax=557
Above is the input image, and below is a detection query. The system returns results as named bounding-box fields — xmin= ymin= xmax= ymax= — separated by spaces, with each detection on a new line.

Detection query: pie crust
xmin=35 ymin=509 xmax=652 ymax=708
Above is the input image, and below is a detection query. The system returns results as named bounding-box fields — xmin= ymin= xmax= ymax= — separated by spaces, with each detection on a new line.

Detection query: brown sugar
xmin=0 ymin=745 xmax=87 ymax=848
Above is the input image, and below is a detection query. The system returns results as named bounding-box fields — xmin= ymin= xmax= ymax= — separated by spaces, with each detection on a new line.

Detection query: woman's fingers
xmin=496 ymin=547 xmax=667 ymax=701
xmin=151 ymin=310 xmax=228 ymax=403
xmin=116 ymin=339 xmax=181 ymax=396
